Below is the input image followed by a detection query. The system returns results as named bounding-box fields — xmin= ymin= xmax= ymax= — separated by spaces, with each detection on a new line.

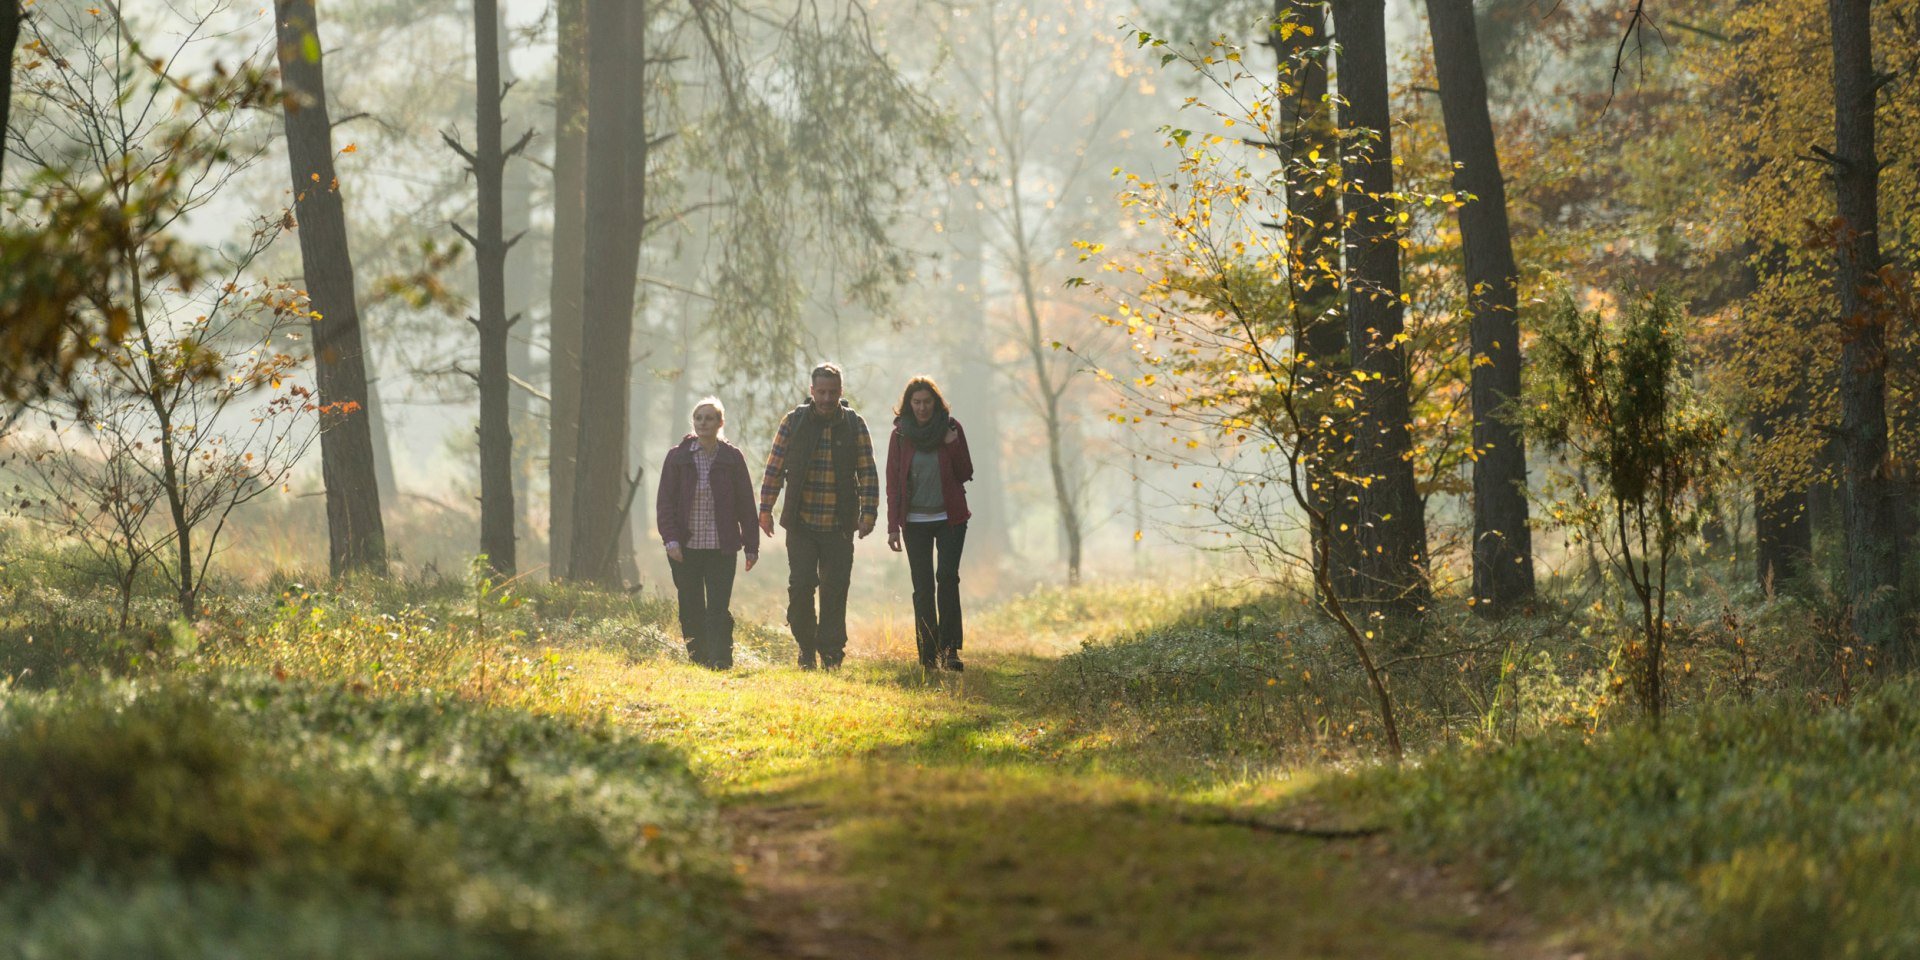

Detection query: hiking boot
xmin=797 ymin=647 xmax=817 ymax=670
xmin=938 ymin=651 xmax=964 ymax=673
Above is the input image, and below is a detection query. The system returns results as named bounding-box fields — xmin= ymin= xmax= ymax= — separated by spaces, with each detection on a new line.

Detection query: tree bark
xmin=1332 ymin=0 xmax=1430 ymax=614
xmin=1271 ymin=0 xmax=1362 ymax=601
xmin=1 ymin=1 xmax=21 ymax=189
xmin=275 ymin=0 xmax=388 ymax=576
xmin=500 ymin=12 xmax=538 ymax=548
xmin=363 ymin=373 xmax=398 ymax=505
xmin=1013 ymin=227 xmax=1083 ymax=585
xmin=547 ymin=0 xmax=588 ymax=578
xmin=567 ymin=0 xmax=645 ymax=585
xmin=464 ymin=0 xmax=518 ymax=576
xmin=1424 ymin=0 xmax=1534 ymax=612
xmin=1827 ymin=0 xmax=1902 ymax=653
xmin=948 ymin=183 xmax=1014 ymax=566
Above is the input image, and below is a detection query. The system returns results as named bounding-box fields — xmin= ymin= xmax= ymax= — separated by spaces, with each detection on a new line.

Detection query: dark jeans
xmin=786 ymin=525 xmax=855 ymax=667
xmin=670 ymin=549 xmax=737 ymax=668
xmin=903 ymin=520 xmax=966 ymax=665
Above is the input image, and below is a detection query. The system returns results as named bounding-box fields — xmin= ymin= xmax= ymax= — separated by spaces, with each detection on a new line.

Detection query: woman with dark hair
xmin=657 ymin=396 xmax=758 ymax=669
xmin=885 ymin=376 xmax=973 ymax=671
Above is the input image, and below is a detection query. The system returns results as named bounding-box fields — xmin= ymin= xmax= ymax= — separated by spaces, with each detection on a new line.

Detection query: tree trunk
xmin=1424 ymin=0 xmax=1534 ymax=613
xmin=501 ymin=12 xmax=539 ymax=548
xmin=1753 ymin=406 xmax=1813 ymax=593
xmin=1827 ymin=0 xmax=1902 ymax=654
xmin=1741 ymin=253 xmax=1813 ymax=592
xmin=1271 ymin=0 xmax=1361 ymax=601
xmin=947 ymin=183 xmax=1014 ymax=566
xmin=1 ymin=1 xmax=21 ymax=189
xmin=547 ymin=0 xmax=588 ymax=578
xmin=1014 ymin=236 xmax=1082 ymax=585
xmin=364 ymin=372 xmax=399 ymax=505
xmin=275 ymin=0 xmax=388 ymax=576
xmin=567 ymin=0 xmax=644 ymax=585
xmin=1332 ymin=0 xmax=1430 ymax=613
xmin=466 ymin=0 xmax=518 ymax=576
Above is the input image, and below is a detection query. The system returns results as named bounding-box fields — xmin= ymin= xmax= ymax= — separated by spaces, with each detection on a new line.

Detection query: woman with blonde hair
xmin=884 ymin=376 xmax=974 ymax=671
xmin=656 ymin=397 xmax=758 ymax=668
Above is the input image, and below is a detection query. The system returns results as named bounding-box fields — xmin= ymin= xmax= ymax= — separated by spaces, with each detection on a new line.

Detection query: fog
xmin=6 ymin=0 xmax=1442 ymax=610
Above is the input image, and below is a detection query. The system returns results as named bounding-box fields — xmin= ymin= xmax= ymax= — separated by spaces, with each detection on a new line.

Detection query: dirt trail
xmin=727 ymin=800 xmax=891 ymax=960
xmin=656 ymin=633 xmax=1569 ymax=960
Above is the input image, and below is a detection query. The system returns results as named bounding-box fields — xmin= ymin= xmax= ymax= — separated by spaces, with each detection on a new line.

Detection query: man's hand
xmin=759 ymin=514 xmax=775 ymax=537
xmin=665 ymin=544 xmax=685 ymax=563
xmin=858 ymin=518 xmax=875 ymax=539
xmin=887 ymin=531 xmax=902 ymax=553
xmin=945 ymin=424 xmax=959 ymax=444
xmin=744 ymin=554 xmax=757 ymax=572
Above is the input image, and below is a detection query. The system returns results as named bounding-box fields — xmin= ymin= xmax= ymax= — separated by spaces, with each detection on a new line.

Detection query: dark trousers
xmin=786 ymin=525 xmax=855 ymax=667
xmin=903 ymin=520 xmax=966 ymax=665
xmin=670 ymin=549 xmax=738 ymax=668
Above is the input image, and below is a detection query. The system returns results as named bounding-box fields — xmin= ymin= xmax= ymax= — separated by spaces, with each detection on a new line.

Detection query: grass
xmin=0 ymin=675 xmax=730 ymax=960
xmin=1324 ymin=684 xmax=1920 ymax=959
xmin=607 ymin=655 xmax=1508 ymax=959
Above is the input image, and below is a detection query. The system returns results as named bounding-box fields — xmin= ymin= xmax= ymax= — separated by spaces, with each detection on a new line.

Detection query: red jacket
xmin=656 ymin=436 xmax=759 ymax=556
xmin=885 ymin=418 xmax=974 ymax=535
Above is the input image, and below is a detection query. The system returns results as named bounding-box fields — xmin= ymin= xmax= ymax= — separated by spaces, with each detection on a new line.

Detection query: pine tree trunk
xmin=275 ymin=0 xmax=388 ymax=576
xmin=1827 ymin=0 xmax=1902 ymax=654
xmin=364 ymin=373 xmax=398 ymax=506
xmin=1424 ymin=0 xmax=1534 ymax=613
xmin=1 ymin=1 xmax=21 ymax=189
xmin=501 ymin=14 xmax=539 ymax=547
xmin=1271 ymin=0 xmax=1362 ymax=601
xmin=546 ymin=0 xmax=588 ymax=578
xmin=1332 ymin=0 xmax=1430 ymax=613
xmin=469 ymin=0 xmax=517 ymax=576
xmin=567 ymin=0 xmax=644 ymax=585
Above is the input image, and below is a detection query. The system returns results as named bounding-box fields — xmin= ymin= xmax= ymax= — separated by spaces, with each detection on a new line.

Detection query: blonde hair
xmin=690 ymin=396 xmax=727 ymax=439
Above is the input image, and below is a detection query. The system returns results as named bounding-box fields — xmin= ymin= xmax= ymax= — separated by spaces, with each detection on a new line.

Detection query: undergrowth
xmin=0 ymin=675 xmax=729 ymax=960
xmin=1327 ymin=683 xmax=1920 ymax=959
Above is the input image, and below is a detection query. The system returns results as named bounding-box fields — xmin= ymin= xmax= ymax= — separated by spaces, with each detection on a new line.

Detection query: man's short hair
xmin=810 ymin=362 xmax=843 ymax=384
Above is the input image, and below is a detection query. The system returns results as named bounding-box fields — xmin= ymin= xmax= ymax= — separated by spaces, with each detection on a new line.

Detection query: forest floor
xmin=604 ymin=624 xmax=1556 ymax=960
xmin=12 ymin=569 xmax=1914 ymax=958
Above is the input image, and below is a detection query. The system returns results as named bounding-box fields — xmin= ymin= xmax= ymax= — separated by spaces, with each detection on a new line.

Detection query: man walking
xmin=759 ymin=363 xmax=879 ymax=669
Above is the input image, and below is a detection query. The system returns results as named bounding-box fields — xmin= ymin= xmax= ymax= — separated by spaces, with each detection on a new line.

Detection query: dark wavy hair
xmin=894 ymin=375 xmax=950 ymax=419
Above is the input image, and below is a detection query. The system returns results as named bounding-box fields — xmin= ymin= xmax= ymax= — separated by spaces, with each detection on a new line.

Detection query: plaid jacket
xmin=759 ymin=404 xmax=879 ymax=531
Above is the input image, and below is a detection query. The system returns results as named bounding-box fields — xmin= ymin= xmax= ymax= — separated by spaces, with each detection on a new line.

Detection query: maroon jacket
xmin=885 ymin=417 xmax=974 ymax=535
xmin=656 ymin=436 xmax=759 ymax=556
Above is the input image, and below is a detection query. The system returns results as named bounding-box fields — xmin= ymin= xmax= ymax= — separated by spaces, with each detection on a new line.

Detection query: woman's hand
xmin=887 ymin=531 xmax=903 ymax=553
xmin=665 ymin=544 xmax=685 ymax=563
xmin=744 ymin=554 xmax=757 ymax=572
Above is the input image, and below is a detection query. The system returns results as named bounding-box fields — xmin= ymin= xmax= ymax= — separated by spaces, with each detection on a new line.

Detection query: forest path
xmin=612 ymin=639 xmax=1550 ymax=960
